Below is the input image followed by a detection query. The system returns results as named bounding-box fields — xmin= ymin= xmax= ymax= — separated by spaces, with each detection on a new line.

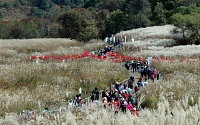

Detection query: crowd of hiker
xmin=67 ymin=40 xmax=161 ymax=117
xmin=125 ymin=60 xmax=160 ymax=82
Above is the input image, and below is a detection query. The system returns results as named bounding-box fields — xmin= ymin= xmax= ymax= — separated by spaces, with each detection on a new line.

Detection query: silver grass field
xmin=1 ymin=25 xmax=200 ymax=125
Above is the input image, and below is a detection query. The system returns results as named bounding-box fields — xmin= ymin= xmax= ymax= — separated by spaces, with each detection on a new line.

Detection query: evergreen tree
xmin=0 ymin=11 xmax=3 ymax=21
xmin=154 ymin=2 xmax=166 ymax=25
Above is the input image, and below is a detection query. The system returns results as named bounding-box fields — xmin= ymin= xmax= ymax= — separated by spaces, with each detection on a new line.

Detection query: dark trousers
xmin=122 ymin=107 xmax=126 ymax=113
xmin=132 ymin=67 xmax=135 ymax=72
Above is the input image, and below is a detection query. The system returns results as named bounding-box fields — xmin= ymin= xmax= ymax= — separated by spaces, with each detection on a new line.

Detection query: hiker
xmin=102 ymin=97 xmax=108 ymax=108
xmin=73 ymin=97 xmax=77 ymax=107
xmin=114 ymin=101 xmax=119 ymax=114
xmin=125 ymin=61 xmax=130 ymax=70
xmin=127 ymin=87 xmax=132 ymax=95
xmin=150 ymin=73 xmax=155 ymax=82
xmin=79 ymin=99 xmax=82 ymax=107
xmin=97 ymin=50 xmax=101 ymax=57
xmin=128 ymin=79 xmax=133 ymax=89
xmin=134 ymin=85 xmax=139 ymax=93
xmin=127 ymin=102 xmax=133 ymax=111
xmin=114 ymin=89 xmax=119 ymax=100
xmin=137 ymin=61 xmax=141 ymax=71
xmin=137 ymin=76 xmax=143 ymax=82
xmin=93 ymin=87 xmax=99 ymax=100
xmin=91 ymin=92 xmax=95 ymax=102
xmin=68 ymin=99 xmax=73 ymax=109
xmin=102 ymin=89 xmax=106 ymax=98
xmin=157 ymin=71 xmax=160 ymax=80
xmin=147 ymin=67 xmax=151 ymax=79
xmin=129 ymin=96 xmax=135 ymax=106
xmin=123 ymin=91 xmax=129 ymax=98
xmin=132 ymin=61 xmax=137 ymax=72
xmin=143 ymin=66 xmax=147 ymax=81
xmin=91 ymin=50 xmax=95 ymax=55
xmin=140 ymin=65 xmax=144 ymax=77
xmin=130 ymin=75 xmax=135 ymax=81
xmin=115 ymin=82 xmax=120 ymax=90
xmin=110 ymin=98 xmax=115 ymax=109
xmin=121 ymin=98 xmax=127 ymax=113
xmin=144 ymin=81 xmax=148 ymax=86
xmin=131 ymin=108 xmax=139 ymax=116
xmin=43 ymin=106 xmax=51 ymax=116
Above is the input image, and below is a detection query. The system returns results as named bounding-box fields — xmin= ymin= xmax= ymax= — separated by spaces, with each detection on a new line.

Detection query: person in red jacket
xmin=134 ymin=85 xmax=139 ymax=93
xmin=131 ymin=108 xmax=139 ymax=116
xmin=123 ymin=91 xmax=129 ymax=98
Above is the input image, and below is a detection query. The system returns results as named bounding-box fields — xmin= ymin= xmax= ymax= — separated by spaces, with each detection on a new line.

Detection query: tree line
xmin=0 ymin=0 xmax=200 ymax=42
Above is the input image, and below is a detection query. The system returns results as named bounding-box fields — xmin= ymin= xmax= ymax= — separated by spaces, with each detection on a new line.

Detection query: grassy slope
xmin=0 ymin=25 xmax=200 ymax=124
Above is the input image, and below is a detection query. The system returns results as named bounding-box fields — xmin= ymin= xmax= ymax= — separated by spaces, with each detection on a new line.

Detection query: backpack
xmin=115 ymin=92 xmax=118 ymax=98
xmin=131 ymin=98 xmax=135 ymax=105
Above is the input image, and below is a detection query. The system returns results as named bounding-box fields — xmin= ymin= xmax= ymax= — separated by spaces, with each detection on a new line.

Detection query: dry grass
xmin=1 ymin=25 xmax=200 ymax=124
xmin=0 ymin=38 xmax=129 ymax=117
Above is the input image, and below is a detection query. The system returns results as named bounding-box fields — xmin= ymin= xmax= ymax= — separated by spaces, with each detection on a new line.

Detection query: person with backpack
xmin=125 ymin=61 xmax=130 ymax=70
xmin=93 ymin=88 xmax=99 ymax=100
xmin=132 ymin=61 xmax=136 ymax=72
xmin=134 ymin=85 xmax=139 ymax=93
xmin=114 ymin=90 xmax=119 ymax=100
xmin=102 ymin=89 xmax=106 ymax=98
xmin=91 ymin=92 xmax=95 ymax=102
xmin=127 ymin=87 xmax=132 ymax=95
xmin=102 ymin=97 xmax=108 ymax=109
xmin=143 ymin=67 xmax=147 ymax=81
xmin=147 ymin=67 xmax=151 ymax=79
xmin=129 ymin=96 xmax=135 ymax=106
xmin=122 ymin=98 xmax=127 ymax=113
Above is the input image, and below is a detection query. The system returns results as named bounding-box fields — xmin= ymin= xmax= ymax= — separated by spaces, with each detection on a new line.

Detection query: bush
xmin=0 ymin=11 xmax=3 ymax=21
xmin=19 ymin=0 xmax=27 ymax=5
xmin=141 ymin=97 xmax=158 ymax=109
xmin=3 ymin=2 xmax=11 ymax=9
xmin=0 ymin=0 xmax=2 ymax=8
xmin=14 ymin=1 xmax=21 ymax=7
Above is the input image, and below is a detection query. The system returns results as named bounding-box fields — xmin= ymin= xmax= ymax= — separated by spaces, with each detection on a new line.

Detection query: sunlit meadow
xmin=1 ymin=25 xmax=200 ymax=124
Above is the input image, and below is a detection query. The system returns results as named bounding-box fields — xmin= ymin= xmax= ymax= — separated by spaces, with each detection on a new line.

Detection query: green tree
xmin=58 ymin=11 xmax=88 ymax=40
xmin=0 ymin=11 xmax=3 ymax=21
xmin=170 ymin=13 xmax=188 ymax=43
xmin=106 ymin=9 xmax=126 ymax=34
xmin=170 ymin=12 xmax=200 ymax=44
xmin=10 ymin=21 xmax=40 ymax=39
xmin=95 ymin=9 xmax=109 ymax=39
xmin=19 ymin=0 xmax=27 ymax=5
xmin=197 ymin=0 xmax=200 ymax=7
xmin=14 ymin=1 xmax=21 ymax=7
xmin=122 ymin=0 xmax=151 ymax=28
xmin=154 ymin=2 xmax=166 ymax=25
xmin=3 ymin=2 xmax=11 ymax=9
xmin=38 ymin=0 xmax=51 ymax=10
xmin=0 ymin=0 xmax=3 ymax=8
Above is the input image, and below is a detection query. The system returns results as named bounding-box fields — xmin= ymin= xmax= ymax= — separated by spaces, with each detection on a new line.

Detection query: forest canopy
xmin=0 ymin=0 xmax=199 ymax=42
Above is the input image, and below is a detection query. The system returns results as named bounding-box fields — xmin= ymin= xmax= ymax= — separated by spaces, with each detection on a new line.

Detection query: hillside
xmin=0 ymin=25 xmax=200 ymax=124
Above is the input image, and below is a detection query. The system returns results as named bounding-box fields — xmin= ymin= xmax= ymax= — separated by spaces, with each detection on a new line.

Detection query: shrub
xmin=3 ymin=2 xmax=11 ymax=9
xmin=19 ymin=0 xmax=27 ymax=5
xmin=141 ymin=97 xmax=158 ymax=109
xmin=14 ymin=1 xmax=21 ymax=7
xmin=0 ymin=11 xmax=3 ymax=21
